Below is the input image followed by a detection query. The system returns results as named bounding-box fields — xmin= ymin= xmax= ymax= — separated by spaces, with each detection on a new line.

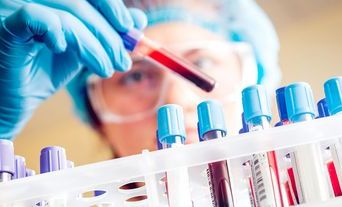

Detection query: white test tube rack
xmin=1 ymin=115 xmax=342 ymax=207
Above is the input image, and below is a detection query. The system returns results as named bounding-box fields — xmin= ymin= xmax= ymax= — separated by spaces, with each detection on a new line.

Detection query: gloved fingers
xmin=55 ymin=9 xmax=114 ymax=78
xmin=3 ymin=3 xmax=66 ymax=53
xmin=33 ymin=0 xmax=133 ymax=72
xmin=128 ymin=8 xmax=148 ymax=30
xmin=87 ymin=0 xmax=134 ymax=32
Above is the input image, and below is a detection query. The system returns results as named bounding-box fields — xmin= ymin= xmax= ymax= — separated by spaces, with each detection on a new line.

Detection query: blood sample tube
xmin=120 ymin=29 xmax=216 ymax=92
xmin=157 ymin=104 xmax=192 ymax=207
xmin=242 ymin=85 xmax=283 ymax=207
xmin=197 ymin=100 xmax=234 ymax=207
xmin=284 ymin=82 xmax=330 ymax=203
xmin=275 ymin=86 xmax=299 ymax=205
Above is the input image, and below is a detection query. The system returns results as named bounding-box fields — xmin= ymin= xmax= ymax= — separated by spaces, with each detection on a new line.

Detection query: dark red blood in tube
xmin=148 ymin=48 xmax=216 ymax=92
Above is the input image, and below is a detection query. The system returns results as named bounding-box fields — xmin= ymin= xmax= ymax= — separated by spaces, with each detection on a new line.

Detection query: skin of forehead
xmin=144 ymin=22 xmax=226 ymax=46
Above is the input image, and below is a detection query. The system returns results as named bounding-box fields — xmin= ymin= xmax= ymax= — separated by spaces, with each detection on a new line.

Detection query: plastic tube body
xmin=0 ymin=173 xmax=11 ymax=182
xmin=160 ymin=136 xmax=192 ymax=207
xmin=247 ymin=116 xmax=283 ymax=207
xmin=202 ymin=130 xmax=234 ymax=207
xmin=290 ymin=114 xmax=330 ymax=203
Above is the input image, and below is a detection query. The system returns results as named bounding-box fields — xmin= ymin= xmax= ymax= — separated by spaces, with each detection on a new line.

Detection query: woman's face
xmin=99 ymin=22 xmax=244 ymax=157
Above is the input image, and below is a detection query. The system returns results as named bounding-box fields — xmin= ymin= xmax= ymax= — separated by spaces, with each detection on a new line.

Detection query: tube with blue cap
xmin=239 ymin=113 xmax=249 ymax=134
xmin=324 ymin=77 xmax=342 ymax=116
xmin=275 ymin=86 xmax=299 ymax=206
xmin=157 ymin=104 xmax=192 ymax=207
xmin=197 ymin=100 xmax=234 ymax=207
xmin=324 ymin=77 xmax=342 ymax=147
xmin=324 ymin=77 xmax=342 ymax=197
xmin=275 ymin=87 xmax=290 ymax=127
xmin=242 ymin=85 xmax=283 ymax=207
xmin=317 ymin=98 xmax=342 ymax=197
xmin=285 ymin=82 xmax=330 ymax=203
xmin=238 ymin=113 xmax=259 ymax=207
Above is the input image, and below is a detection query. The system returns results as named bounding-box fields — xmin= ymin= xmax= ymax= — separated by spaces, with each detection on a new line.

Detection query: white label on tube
xmin=167 ymin=167 xmax=192 ymax=207
xmin=251 ymin=153 xmax=277 ymax=207
xmin=293 ymin=144 xmax=330 ymax=203
xmin=329 ymin=142 xmax=342 ymax=193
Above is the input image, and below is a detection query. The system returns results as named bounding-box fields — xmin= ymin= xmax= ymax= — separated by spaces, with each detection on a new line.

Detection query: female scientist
xmin=0 ymin=0 xmax=280 ymax=158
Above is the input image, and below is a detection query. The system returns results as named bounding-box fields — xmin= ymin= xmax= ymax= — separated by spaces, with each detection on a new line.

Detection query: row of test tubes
xmin=0 ymin=144 xmax=73 ymax=182
xmin=155 ymin=77 xmax=342 ymax=207
xmin=0 ymin=145 xmax=74 ymax=206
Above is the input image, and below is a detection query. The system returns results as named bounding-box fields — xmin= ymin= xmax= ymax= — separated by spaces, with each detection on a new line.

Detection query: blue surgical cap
xmin=67 ymin=0 xmax=281 ymax=124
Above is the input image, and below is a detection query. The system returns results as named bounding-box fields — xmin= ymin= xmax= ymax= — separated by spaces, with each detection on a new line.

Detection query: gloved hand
xmin=0 ymin=0 xmax=147 ymax=139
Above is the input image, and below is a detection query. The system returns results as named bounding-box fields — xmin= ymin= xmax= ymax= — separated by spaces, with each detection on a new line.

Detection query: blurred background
xmin=14 ymin=0 xmax=342 ymax=172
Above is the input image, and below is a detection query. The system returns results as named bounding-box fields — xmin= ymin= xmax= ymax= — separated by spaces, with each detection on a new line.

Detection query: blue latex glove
xmin=0 ymin=0 xmax=147 ymax=139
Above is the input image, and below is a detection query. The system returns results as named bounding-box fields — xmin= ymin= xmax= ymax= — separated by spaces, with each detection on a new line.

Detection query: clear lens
xmin=99 ymin=58 xmax=166 ymax=116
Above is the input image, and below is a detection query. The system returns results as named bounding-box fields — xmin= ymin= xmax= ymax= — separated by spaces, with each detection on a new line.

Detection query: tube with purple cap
xmin=25 ymin=169 xmax=36 ymax=177
xmin=197 ymin=100 xmax=234 ymax=207
xmin=0 ymin=139 xmax=15 ymax=182
xmin=13 ymin=155 xmax=26 ymax=179
xmin=40 ymin=146 xmax=67 ymax=174
xmin=39 ymin=146 xmax=68 ymax=207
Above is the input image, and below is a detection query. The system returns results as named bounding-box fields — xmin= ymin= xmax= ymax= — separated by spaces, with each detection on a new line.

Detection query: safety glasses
xmin=87 ymin=41 xmax=257 ymax=123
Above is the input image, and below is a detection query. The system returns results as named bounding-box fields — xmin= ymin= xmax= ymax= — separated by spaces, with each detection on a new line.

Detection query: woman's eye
xmin=192 ymin=57 xmax=214 ymax=70
xmin=119 ymin=71 xmax=147 ymax=86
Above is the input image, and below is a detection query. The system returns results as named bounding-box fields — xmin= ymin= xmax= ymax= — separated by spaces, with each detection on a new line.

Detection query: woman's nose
xmin=164 ymin=78 xmax=202 ymax=143
xmin=164 ymin=78 xmax=203 ymax=113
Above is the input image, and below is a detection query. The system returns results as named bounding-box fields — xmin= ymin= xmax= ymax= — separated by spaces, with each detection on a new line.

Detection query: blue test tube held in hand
xmin=0 ymin=140 xmax=15 ymax=182
xmin=157 ymin=104 xmax=192 ymax=207
xmin=197 ymin=100 xmax=234 ymax=207
xmin=242 ymin=85 xmax=283 ymax=207
xmin=285 ymin=82 xmax=330 ymax=203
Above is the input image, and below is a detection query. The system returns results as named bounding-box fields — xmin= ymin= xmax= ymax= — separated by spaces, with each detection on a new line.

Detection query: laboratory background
xmin=12 ymin=0 xmax=342 ymax=173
